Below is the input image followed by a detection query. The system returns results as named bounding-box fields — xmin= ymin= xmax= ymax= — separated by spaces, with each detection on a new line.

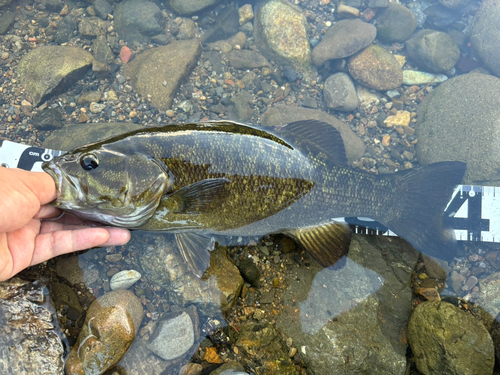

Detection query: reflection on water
xmin=2 ymin=0 xmax=500 ymax=373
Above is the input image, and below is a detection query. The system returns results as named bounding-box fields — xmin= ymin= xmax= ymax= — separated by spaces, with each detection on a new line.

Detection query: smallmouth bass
xmin=42 ymin=120 xmax=466 ymax=276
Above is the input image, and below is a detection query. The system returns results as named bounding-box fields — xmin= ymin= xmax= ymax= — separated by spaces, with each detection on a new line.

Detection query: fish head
xmin=42 ymin=145 xmax=171 ymax=227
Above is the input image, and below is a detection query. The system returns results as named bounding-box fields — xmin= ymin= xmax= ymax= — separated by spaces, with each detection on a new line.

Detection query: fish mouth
xmin=42 ymin=161 xmax=83 ymax=207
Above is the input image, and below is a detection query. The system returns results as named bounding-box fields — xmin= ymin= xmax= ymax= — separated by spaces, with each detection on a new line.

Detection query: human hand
xmin=0 ymin=167 xmax=131 ymax=281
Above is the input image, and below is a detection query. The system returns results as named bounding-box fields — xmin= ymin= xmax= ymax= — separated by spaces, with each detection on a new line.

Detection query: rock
xmin=348 ymin=44 xmax=403 ymax=91
xmin=78 ymin=17 xmax=108 ymax=36
xmin=470 ymin=0 xmax=500 ymax=77
xmin=384 ymin=110 xmax=410 ymax=127
xmin=49 ymin=281 xmax=83 ymax=318
xmin=0 ymin=0 xmax=12 ymax=7
xmin=226 ymin=49 xmax=270 ymax=69
xmin=17 ymin=46 xmax=94 ymax=106
xmin=203 ymin=247 xmax=244 ymax=313
xmin=337 ymin=3 xmax=360 ymax=18
xmin=237 ymin=258 xmax=261 ymax=287
xmin=32 ymin=107 xmax=63 ymax=130
xmin=110 ymin=269 xmax=142 ymax=290
xmin=114 ymin=0 xmax=165 ymax=45
xmin=406 ymin=30 xmax=460 ymax=73
xmin=415 ymin=73 xmax=500 ymax=185
xmin=55 ymin=254 xmax=85 ymax=285
xmin=239 ymin=4 xmax=254 ymax=25
xmin=177 ymin=18 xmax=196 ymax=40
xmin=227 ymin=90 xmax=253 ymax=122
xmin=375 ymin=3 xmax=416 ymax=43
xmin=94 ymin=0 xmax=112 ymax=19
xmin=254 ymin=0 xmax=311 ymax=69
xmin=43 ymin=123 xmax=144 ymax=150
xmin=168 ymin=0 xmax=222 ymax=15
xmin=0 ymin=278 xmax=65 ymax=374
xmin=78 ymin=90 xmax=102 ymax=104
xmin=123 ymin=40 xmax=201 ymax=110
xmin=54 ymin=15 xmax=78 ymax=44
xmin=0 ymin=11 xmax=15 ymax=34
xmin=202 ymin=5 xmax=239 ymax=44
xmin=147 ymin=311 xmax=196 ymax=360
xmin=93 ymin=35 xmax=114 ymax=65
xmin=43 ymin=0 xmax=62 ymax=12
xmin=277 ymin=235 xmax=420 ymax=374
xmin=408 ymin=301 xmax=494 ymax=375
xmin=323 ymin=72 xmax=358 ymax=111
xmin=402 ymin=70 xmax=448 ymax=85
xmin=424 ymin=4 xmax=460 ymax=30
xmin=261 ymin=105 xmax=365 ymax=161
xmin=312 ymin=19 xmax=376 ymax=67
xmin=89 ymin=102 xmax=106 ymax=113
xmin=235 ymin=321 xmax=298 ymax=374
xmin=65 ymin=290 xmax=144 ymax=375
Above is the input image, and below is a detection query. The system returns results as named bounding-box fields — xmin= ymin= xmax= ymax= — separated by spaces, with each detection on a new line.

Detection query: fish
xmin=42 ymin=120 xmax=466 ymax=277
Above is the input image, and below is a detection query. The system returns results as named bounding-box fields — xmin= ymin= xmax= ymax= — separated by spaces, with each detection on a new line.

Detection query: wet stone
xmin=260 ymin=289 xmax=275 ymax=304
xmin=65 ymin=290 xmax=144 ymax=375
xmin=146 ymin=311 xmax=195 ymax=360
xmin=237 ymin=258 xmax=261 ymax=287
xmin=408 ymin=301 xmax=494 ymax=375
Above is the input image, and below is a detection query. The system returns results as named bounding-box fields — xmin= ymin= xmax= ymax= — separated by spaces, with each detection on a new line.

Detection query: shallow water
xmin=1 ymin=0 xmax=500 ymax=374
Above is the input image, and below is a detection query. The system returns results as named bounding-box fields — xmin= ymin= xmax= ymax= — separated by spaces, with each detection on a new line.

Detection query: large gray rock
xmin=312 ymin=19 xmax=376 ymax=67
xmin=348 ymin=44 xmax=403 ymax=91
xmin=277 ymin=235 xmax=420 ymax=375
xmin=168 ymin=0 xmax=221 ymax=15
xmin=470 ymin=0 xmax=500 ymax=77
xmin=261 ymin=105 xmax=365 ymax=161
xmin=254 ymin=0 xmax=312 ymax=70
xmin=408 ymin=301 xmax=494 ymax=375
xmin=375 ymin=3 xmax=416 ymax=43
xmin=17 ymin=46 xmax=94 ymax=107
xmin=415 ymin=73 xmax=500 ymax=185
xmin=406 ymin=30 xmax=460 ymax=73
xmin=114 ymin=0 xmax=165 ymax=45
xmin=323 ymin=72 xmax=358 ymax=111
xmin=123 ymin=40 xmax=202 ymax=111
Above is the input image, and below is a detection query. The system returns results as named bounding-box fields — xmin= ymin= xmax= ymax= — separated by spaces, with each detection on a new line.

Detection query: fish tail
xmin=382 ymin=161 xmax=466 ymax=260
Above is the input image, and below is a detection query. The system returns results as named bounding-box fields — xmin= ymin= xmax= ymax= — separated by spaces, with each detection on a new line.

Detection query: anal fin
xmin=285 ymin=221 xmax=352 ymax=267
xmin=175 ymin=232 xmax=215 ymax=278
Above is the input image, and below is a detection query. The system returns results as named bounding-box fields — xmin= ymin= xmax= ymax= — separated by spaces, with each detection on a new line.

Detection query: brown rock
xmin=348 ymin=44 xmax=403 ymax=90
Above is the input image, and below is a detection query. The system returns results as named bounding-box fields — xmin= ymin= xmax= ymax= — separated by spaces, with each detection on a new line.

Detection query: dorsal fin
xmin=276 ymin=120 xmax=348 ymax=165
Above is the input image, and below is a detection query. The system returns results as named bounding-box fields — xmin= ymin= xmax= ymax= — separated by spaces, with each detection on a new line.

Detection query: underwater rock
xmin=323 ymin=72 xmax=358 ymax=111
xmin=65 ymin=289 xmax=144 ymax=375
xmin=312 ymin=19 xmax=376 ymax=67
xmin=254 ymin=0 xmax=311 ymax=70
xmin=203 ymin=247 xmax=244 ymax=313
xmin=406 ymin=30 xmax=460 ymax=73
xmin=123 ymin=40 xmax=201 ymax=111
xmin=17 ymin=46 xmax=93 ymax=106
xmin=415 ymin=73 xmax=500 ymax=185
xmin=408 ymin=301 xmax=494 ymax=375
xmin=110 ymin=269 xmax=142 ymax=290
xmin=276 ymin=235 xmax=419 ymax=375
xmin=348 ymin=44 xmax=403 ymax=91
xmin=375 ymin=3 xmax=416 ymax=43
xmin=114 ymin=0 xmax=164 ymax=45
xmin=168 ymin=0 xmax=221 ymax=15
xmin=402 ymin=70 xmax=448 ymax=85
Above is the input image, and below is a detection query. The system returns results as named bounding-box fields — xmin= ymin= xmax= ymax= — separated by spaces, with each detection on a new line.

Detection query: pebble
xmin=384 ymin=110 xmax=410 ymax=127
xmin=462 ymin=276 xmax=478 ymax=291
xmin=166 ymin=109 xmax=175 ymax=117
xmin=402 ymin=70 xmax=448 ymax=86
xmin=89 ymin=102 xmax=106 ymax=113
xmin=110 ymin=269 xmax=141 ymax=290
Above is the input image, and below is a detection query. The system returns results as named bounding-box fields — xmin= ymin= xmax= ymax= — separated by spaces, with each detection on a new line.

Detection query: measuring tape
xmin=0 ymin=140 xmax=497 ymax=244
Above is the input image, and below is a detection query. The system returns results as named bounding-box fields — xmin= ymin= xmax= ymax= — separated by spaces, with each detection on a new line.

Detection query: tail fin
xmin=382 ymin=161 xmax=466 ymax=260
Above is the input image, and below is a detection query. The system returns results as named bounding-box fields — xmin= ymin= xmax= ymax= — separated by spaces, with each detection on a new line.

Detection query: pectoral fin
xmin=169 ymin=178 xmax=231 ymax=214
xmin=175 ymin=232 xmax=215 ymax=277
xmin=285 ymin=221 xmax=352 ymax=267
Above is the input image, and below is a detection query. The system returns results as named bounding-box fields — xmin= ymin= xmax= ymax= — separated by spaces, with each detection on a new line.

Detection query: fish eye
xmin=80 ymin=154 xmax=99 ymax=171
